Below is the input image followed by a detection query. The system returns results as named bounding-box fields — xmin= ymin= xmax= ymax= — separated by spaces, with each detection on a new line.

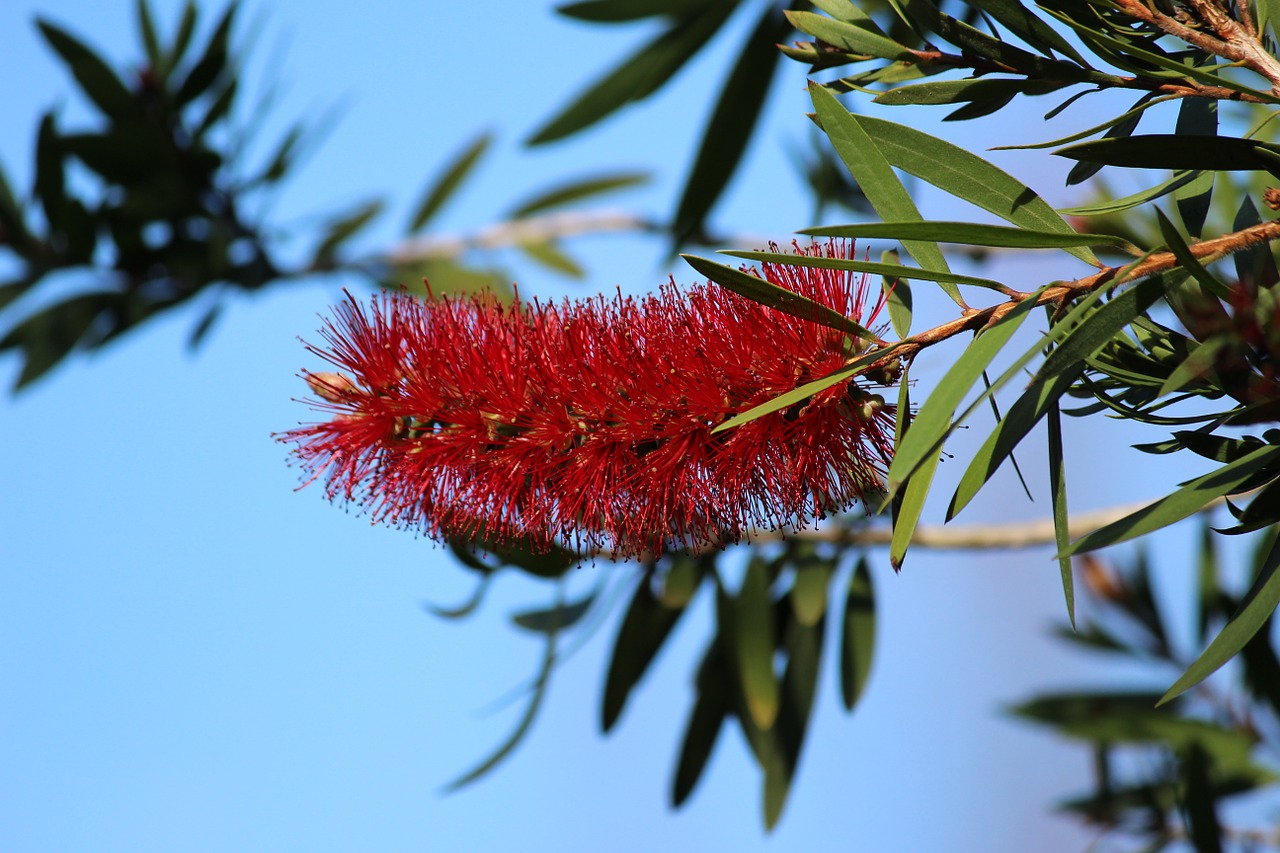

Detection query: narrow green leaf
xmin=1056 ymin=135 xmax=1280 ymax=179
xmin=888 ymin=297 xmax=1041 ymax=492
xmin=889 ymin=426 xmax=942 ymax=571
xmin=174 ymin=3 xmax=235 ymax=107
xmin=37 ymin=19 xmax=138 ymax=120
xmin=1058 ymin=170 xmax=1202 ymax=217
xmin=720 ymin=250 xmax=1007 ymax=291
xmin=790 ymin=555 xmax=834 ymax=628
xmin=671 ymin=641 xmax=729 ymax=807
xmin=710 ymin=343 xmax=904 ymax=434
xmin=787 ymin=10 xmax=913 ymax=60
xmin=805 ymin=220 xmax=1131 ymax=250
xmin=136 ymin=0 xmax=162 ymax=74
xmin=519 ymin=240 xmax=584 ymax=278
xmin=840 ymin=556 xmax=876 ymax=708
xmin=601 ymin=572 xmax=685 ymax=731
xmin=672 ymin=2 xmax=793 ymax=245
xmin=409 ymin=131 xmax=492 ymax=233
xmin=734 ymin=557 xmax=779 ymax=731
xmin=682 ymin=254 xmax=877 ymax=341
xmin=1068 ymin=444 xmax=1280 ymax=556
xmin=1174 ymin=98 xmax=1217 ymax=237
xmin=442 ymin=625 xmax=557 ymax=792
xmin=509 ymin=171 xmax=647 ymax=219
xmin=168 ymin=1 xmax=198 ymax=73
xmin=425 ymin=573 xmax=493 ymax=620
xmin=1047 ymin=400 xmax=1074 ymax=629
xmin=34 ymin=112 xmax=66 ymax=233
xmin=848 ymin=111 xmax=1098 ymax=265
xmin=511 ymin=588 xmax=597 ymax=633
xmin=880 ymin=248 xmax=911 ymax=337
xmin=1034 ymin=273 xmax=1171 ymax=383
xmin=557 ymin=0 xmax=706 ymax=22
xmin=874 ymin=78 xmax=1064 ymax=107
xmin=313 ymin=200 xmax=384 ymax=263
xmin=528 ymin=4 xmax=730 ymax=144
xmin=994 ymin=95 xmax=1177 ymax=151
xmin=972 ymin=0 xmax=1090 ymax=65
xmin=1158 ymin=337 xmax=1227 ymax=397
xmin=1160 ymin=531 xmax=1280 ymax=705
xmin=809 ymin=84 xmax=961 ymax=304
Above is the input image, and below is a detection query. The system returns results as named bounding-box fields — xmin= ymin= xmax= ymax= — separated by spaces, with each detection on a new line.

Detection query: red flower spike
xmin=280 ymin=240 xmax=898 ymax=559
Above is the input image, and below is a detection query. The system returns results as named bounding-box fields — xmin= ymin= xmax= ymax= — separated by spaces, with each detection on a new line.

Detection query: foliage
xmin=13 ymin=0 xmax=1280 ymax=842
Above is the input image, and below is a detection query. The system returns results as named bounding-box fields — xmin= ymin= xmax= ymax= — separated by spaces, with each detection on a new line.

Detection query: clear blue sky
xmin=0 ymin=2 xmax=1220 ymax=851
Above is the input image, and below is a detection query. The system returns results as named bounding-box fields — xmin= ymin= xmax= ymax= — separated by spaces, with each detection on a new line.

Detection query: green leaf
xmin=710 ymin=343 xmax=904 ymax=434
xmin=827 ymin=103 xmax=1099 ymax=266
xmin=970 ymin=0 xmax=1090 ymax=65
xmin=1160 ymin=532 xmax=1280 ymax=705
xmin=0 ymin=292 xmax=112 ymax=390
xmin=519 ymin=240 xmax=584 ymax=278
xmin=557 ymin=0 xmax=707 ymax=22
xmin=511 ymin=588 xmax=597 ymax=633
xmin=874 ymin=78 xmax=1065 ymax=108
xmin=136 ymin=0 xmax=162 ymax=76
xmin=671 ymin=641 xmax=729 ymax=807
xmin=880 ymin=248 xmax=911 ymax=337
xmin=409 ymin=131 xmax=492 ymax=233
xmin=1047 ymin=400 xmax=1074 ymax=629
xmin=601 ymin=572 xmax=686 ymax=732
xmin=34 ymin=112 xmax=67 ymax=234
xmin=174 ymin=2 xmax=235 ymax=107
xmin=37 ymin=19 xmax=138 ymax=120
xmin=1067 ymin=444 xmax=1280 ymax=556
xmin=1033 ymin=273 xmax=1171 ymax=383
xmin=681 ymin=254 xmax=878 ymax=341
xmin=720 ymin=249 xmax=1007 ymax=291
xmin=672 ymin=2 xmax=794 ymax=245
xmin=887 ymin=297 xmax=1041 ymax=493
xmin=509 ymin=171 xmax=647 ymax=219
xmin=839 ymin=556 xmax=875 ymax=709
xmin=734 ymin=557 xmax=779 ymax=731
xmin=425 ymin=573 xmax=493 ymax=620
xmin=442 ymin=625 xmax=557 ymax=792
xmin=1057 ymin=135 xmax=1280 ymax=179
xmin=786 ymin=10 xmax=913 ymax=60
xmin=889 ymin=421 xmax=942 ymax=571
xmin=528 ymin=3 xmax=731 ymax=144
xmin=809 ymin=84 xmax=960 ymax=305
xmin=1065 ymin=94 xmax=1151 ymax=186
xmin=789 ymin=548 xmax=835 ymax=628
xmin=313 ymin=200 xmax=384 ymax=263
xmin=167 ymin=1 xmax=198 ymax=74
xmin=805 ymin=220 xmax=1131 ymax=250
xmin=1058 ymin=170 xmax=1203 ymax=217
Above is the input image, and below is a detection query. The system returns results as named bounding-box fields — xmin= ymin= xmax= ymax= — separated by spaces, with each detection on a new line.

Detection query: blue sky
xmin=0 ymin=2 xmax=1228 ymax=851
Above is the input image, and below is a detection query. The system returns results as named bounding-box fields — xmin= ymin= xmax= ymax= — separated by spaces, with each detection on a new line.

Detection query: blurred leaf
xmin=805 ymin=220 xmax=1131 ymax=250
xmin=168 ymin=1 xmax=199 ymax=75
xmin=529 ymin=1 xmax=733 ymax=144
xmin=659 ymin=555 xmax=702 ymax=608
xmin=720 ymin=249 xmax=1006 ymax=290
xmin=442 ymin=622 xmax=557 ymax=792
xmin=557 ymin=0 xmax=709 ymax=22
xmin=790 ymin=552 xmax=834 ymax=628
xmin=840 ymin=556 xmax=875 ymax=710
xmin=1182 ymin=744 xmax=1224 ymax=853
xmin=1048 ymin=400 xmax=1074 ymax=629
xmin=734 ymin=557 xmax=779 ymax=731
xmin=509 ymin=171 xmax=647 ymax=219
xmin=1068 ymin=443 xmax=1280 ymax=557
xmin=34 ymin=112 xmax=67 ymax=233
xmin=313 ymin=200 xmax=384 ymax=264
xmin=671 ymin=640 xmax=729 ymax=807
xmin=36 ymin=19 xmax=138 ymax=120
xmin=1057 ymin=135 xmax=1280 ymax=179
xmin=186 ymin=302 xmax=222 ymax=350
xmin=425 ymin=573 xmax=494 ymax=620
xmin=0 ymin=292 xmax=111 ymax=390
xmin=408 ymin=131 xmax=493 ymax=233
xmin=174 ymin=2 xmax=236 ymax=107
xmin=682 ymin=254 xmax=878 ymax=340
xmin=511 ymin=587 xmax=598 ymax=633
xmin=136 ymin=0 xmax=162 ymax=74
xmin=519 ymin=240 xmax=585 ymax=278
xmin=1161 ymin=532 xmax=1280 ymax=705
xmin=672 ymin=1 xmax=795 ymax=245
xmin=601 ymin=570 xmax=687 ymax=731
xmin=809 ymin=83 xmax=959 ymax=304
xmin=195 ymin=77 xmax=238 ymax=137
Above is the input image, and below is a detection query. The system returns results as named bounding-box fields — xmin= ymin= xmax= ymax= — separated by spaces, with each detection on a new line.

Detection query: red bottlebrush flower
xmin=280 ymin=240 xmax=898 ymax=558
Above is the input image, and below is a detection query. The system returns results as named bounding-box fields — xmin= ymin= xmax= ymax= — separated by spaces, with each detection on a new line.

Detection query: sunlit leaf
xmin=805 ymin=220 xmax=1131 ymax=250
xmin=1048 ymin=400 xmax=1074 ymax=629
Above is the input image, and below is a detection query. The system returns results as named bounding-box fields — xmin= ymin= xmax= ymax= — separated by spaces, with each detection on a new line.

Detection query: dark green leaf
xmin=313 ymin=200 xmax=384 ymax=263
xmin=720 ymin=249 xmax=1006 ymax=290
xmin=174 ymin=3 xmax=235 ymax=107
xmin=529 ymin=2 xmax=732 ymax=144
xmin=1161 ymin=532 xmax=1280 ymax=704
xmin=787 ymin=10 xmax=913 ymax=60
xmin=519 ymin=240 xmax=584 ymax=278
xmin=1034 ymin=273 xmax=1171 ymax=383
xmin=805 ymin=220 xmax=1131 ymax=250
xmin=1174 ymin=98 xmax=1217 ymax=237
xmin=809 ymin=84 xmax=960 ymax=304
xmin=1068 ymin=444 xmax=1280 ymax=557
xmin=34 ymin=112 xmax=67 ymax=233
xmin=425 ymin=573 xmax=493 ymax=620
xmin=0 ymin=292 xmax=112 ymax=390
xmin=136 ymin=0 xmax=162 ymax=74
xmin=37 ymin=19 xmax=138 ymax=120
xmin=880 ymin=248 xmax=911 ymax=336
xmin=511 ymin=588 xmax=597 ymax=633
xmin=557 ymin=0 xmax=707 ymax=22
xmin=1057 ymin=135 xmax=1280 ymax=179
xmin=1065 ymin=94 xmax=1151 ymax=186
xmin=874 ymin=78 xmax=1065 ymax=108
xmin=1181 ymin=744 xmax=1224 ymax=853
xmin=671 ymin=640 xmax=729 ymax=807
xmin=1048 ymin=400 xmax=1074 ymax=629
xmin=839 ymin=556 xmax=875 ymax=709
xmin=409 ymin=131 xmax=492 ymax=233
xmin=168 ymin=1 xmax=198 ymax=74
xmin=682 ymin=253 xmax=878 ymax=340
xmin=509 ymin=171 xmax=647 ymax=219
xmin=672 ymin=2 xmax=793 ymax=245
xmin=601 ymin=571 xmax=686 ymax=731
xmin=972 ymin=0 xmax=1090 ymax=65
